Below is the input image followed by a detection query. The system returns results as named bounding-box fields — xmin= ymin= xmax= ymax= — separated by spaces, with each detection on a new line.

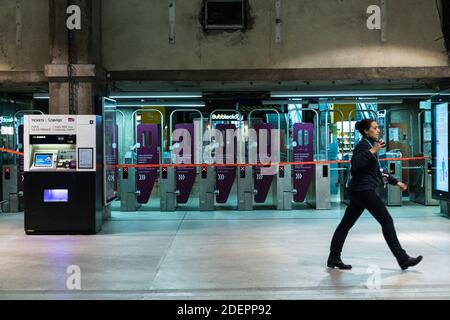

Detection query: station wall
xmin=102 ymin=0 xmax=449 ymax=70
xmin=0 ymin=0 xmax=49 ymax=71
xmin=0 ymin=0 xmax=448 ymax=72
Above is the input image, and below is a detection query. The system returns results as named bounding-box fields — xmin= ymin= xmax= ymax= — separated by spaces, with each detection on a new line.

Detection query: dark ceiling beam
xmin=0 ymin=71 xmax=47 ymax=84
xmin=107 ymin=67 xmax=450 ymax=82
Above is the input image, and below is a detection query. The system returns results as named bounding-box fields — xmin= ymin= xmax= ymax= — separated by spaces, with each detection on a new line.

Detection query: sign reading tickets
xmin=28 ymin=116 xmax=77 ymax=133
xmin=293 ymin=123 xmax=314 ymax=202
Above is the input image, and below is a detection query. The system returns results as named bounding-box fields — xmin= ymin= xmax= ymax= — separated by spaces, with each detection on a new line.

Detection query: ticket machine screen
xmin=34 ymin=153 xmax=54 ymax=168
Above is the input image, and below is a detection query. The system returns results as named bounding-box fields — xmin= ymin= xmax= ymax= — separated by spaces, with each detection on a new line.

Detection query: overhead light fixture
xmin=263 ymin=98 xmax=402 ymax=105
xmin=271 ymin=90 xmax=450 ymax=98
xmin=110 ymin=92 xmax=203 ymax=99
xmin=262 ymin=100 xmax=309 ymax=105
xmin=318 ymin=99 xmax=403 ymax=104
xmin=117 ymin=101 xmax=206 ymax=108
xmin=33 ymin=93 xmax=49 ymax=100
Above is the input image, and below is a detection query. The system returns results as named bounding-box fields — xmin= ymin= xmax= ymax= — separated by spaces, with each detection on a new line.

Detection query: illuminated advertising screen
xmin=433 ymin=102 xmax=450 ymax=200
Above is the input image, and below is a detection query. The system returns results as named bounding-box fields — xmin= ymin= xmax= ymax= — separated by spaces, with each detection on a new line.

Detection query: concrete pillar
xmin=46 ymin=0 xmax=105 ymax=115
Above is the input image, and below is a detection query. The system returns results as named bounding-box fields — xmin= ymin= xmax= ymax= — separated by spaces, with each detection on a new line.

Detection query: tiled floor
xmin=0 ymin=200 xmax=449 ymax=300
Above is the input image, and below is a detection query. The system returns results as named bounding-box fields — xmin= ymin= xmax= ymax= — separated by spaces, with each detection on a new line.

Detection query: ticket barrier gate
xmin=308 ymin=109 xmax=346 ymax=209
xmin=1 ymin=165 xmax=21 ymax=212
xmin=199 ymin=165 xmax=216 ymax=211
xmin=160 ymin=110 xmax=203 ymax=212
xmin=409 ymin=111 xmax=439 ymax=206
xmin=2 ymin=110 xmax=45 ymax=213
xmin=237 ymin=164 xmax=256 ymax=211
xmin=120 ymin=109 xmax=164 ymax=212
xmin=120 ymin=151 xmax=141 ymax=211
xmin=409 ymin=157 xmax=439 ymax=206
xmin=379 ymin=151 xmax=403 ymax=206
xmin=339 ymin=155 xmax=351 ymax=205
xmin=306 ymin=163 xmax=331 ymax=210
xmin=160 ymin=165 xmax=178 ymax=211
xmin=205 ymin=110 xmax=242 ymax=211
xmin=273 ymin=164 xmax=294 ymax=210
xmin=290 ymin=108 xmax=330 ymax=209
xmin=440 ymin=201 xmax=450 ymax=217
xmin=240 ymin=109 xmax=285 ymax=211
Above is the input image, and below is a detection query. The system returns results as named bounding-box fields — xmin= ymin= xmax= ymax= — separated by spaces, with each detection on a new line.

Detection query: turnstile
xmin=379 ymin=151 xmax=403 ymax=206
xmin=409 ymin=157 xmax=439 ymax=206
xmin=237 ymin=165 xmax=255 ymax=211
xmin=306 ymin=163 xmax=331 ymax=209
xmin=160 ymin=110 xmax=203 ymax=212
xmin=1 ymin=164 xmax=21 ymax=212
xmin=410 ymin=111 xmax=439 ymax=206
xmin=273 ymin=165 xmax=294 ymax=210
xmin=440 ymin=201 xmax=450 ymax=217
xmin=120 ymin=152 xmax=141 ymax=211
xmin=199 ymin=165 xmax=216 ymax=211
xmin=339 ymin=156 xmax=351 ymax=205
xmin=291 ymin=107 xmax=330 ymax=209
xmin=239 ymin=109 xmax=285 ymax=211
xmin=160 ymin=166 xmax=178 ymax=211
xmin=120 ymin=109 xmax=163 ymax=212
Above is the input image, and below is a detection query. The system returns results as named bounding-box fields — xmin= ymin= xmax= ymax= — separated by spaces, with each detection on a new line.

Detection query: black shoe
xmin=399 ymin=255 xmax=423 ymax=270
xmin=327 ymin=258 xmax=352 ymax=270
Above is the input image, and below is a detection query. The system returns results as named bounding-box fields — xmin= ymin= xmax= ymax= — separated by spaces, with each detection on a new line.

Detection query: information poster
xmin=435 ymin=103 xmax=449 ymax=192
xmin=293 ymin=123 xmax=314 ymax=203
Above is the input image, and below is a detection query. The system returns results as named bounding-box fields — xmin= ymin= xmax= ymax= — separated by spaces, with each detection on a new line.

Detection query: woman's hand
xmin=370 ymin=139 xmax=386 ymax=154
xmin=397 ymin=182 xmax=407 ymax=191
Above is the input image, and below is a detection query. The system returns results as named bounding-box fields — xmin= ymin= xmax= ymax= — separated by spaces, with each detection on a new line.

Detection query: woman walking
xmin=328 ymin=119 xmax=423 ymax=270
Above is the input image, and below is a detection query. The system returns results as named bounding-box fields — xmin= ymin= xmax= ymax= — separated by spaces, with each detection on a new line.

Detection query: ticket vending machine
xmin=23 ymin=115 xmax=105 ymax=234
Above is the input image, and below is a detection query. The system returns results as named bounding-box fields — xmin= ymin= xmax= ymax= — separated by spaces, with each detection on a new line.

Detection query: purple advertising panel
xmin=215 ymin=124 xmax=236 ymax=203
xmin=293 ymin=123 xmax=314 ymax=202
xmin=254 ymin=123 xmax=274 ymax=203
xmin=175 ymin=124 xmax=196 ymax=204
xmin=136 ymin=124 xmax=159 ymax=204
xmin=18 ymin=124 xmax=24 ymax=206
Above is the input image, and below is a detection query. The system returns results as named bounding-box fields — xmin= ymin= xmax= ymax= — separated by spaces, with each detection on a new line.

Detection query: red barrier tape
xmin=111 ymin=156 xmax=430 ymax=169
xmin=0 ymin=148 xmax=24 ymax=156
xmin=0 ymin=148 xmax=435 ymax=169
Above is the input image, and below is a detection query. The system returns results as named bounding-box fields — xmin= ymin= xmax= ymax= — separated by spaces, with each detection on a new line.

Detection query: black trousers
xmin=330 ymin=189 xmax=408 ymax=262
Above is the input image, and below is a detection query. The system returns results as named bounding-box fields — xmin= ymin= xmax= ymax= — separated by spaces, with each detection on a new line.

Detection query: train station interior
xmin=0 ymin=0 xmax=450 ymax=300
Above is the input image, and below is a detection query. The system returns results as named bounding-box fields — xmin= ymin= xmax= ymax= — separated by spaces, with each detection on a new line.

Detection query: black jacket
xmin=348 ymin=138 xmax=399 ymax=191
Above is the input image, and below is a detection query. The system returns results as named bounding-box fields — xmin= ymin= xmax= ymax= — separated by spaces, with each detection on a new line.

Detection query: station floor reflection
xmin=0 ymin=200 xmax=449 ymax=300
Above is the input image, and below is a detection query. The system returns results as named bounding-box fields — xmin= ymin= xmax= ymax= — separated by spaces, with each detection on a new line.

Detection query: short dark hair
xmin=355 ymin=119 xmax=376 ymax=136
